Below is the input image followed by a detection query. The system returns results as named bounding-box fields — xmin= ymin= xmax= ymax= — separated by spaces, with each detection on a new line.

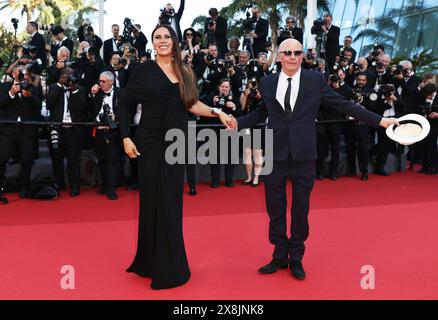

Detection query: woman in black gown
xmin=119 ymin=25 xmax=234 ymax=290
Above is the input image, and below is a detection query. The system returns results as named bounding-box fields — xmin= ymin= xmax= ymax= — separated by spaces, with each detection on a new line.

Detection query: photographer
xmin=78 ymin=22 xmax=103 ymax=52
xmin=239 ymin=77 xmax=265 ymax=187
xmin=76 ymin=42 xmax=105 ymax=94
xmin=90 ymin=71 xmax=123 ymax=200
xmin=158 ymin=1 xmax=185 ymax=41
xmin=346 ymin=57 xmax=376 ymax=88
xmin=318 ymin=69 xmax=352 ymax=180
xmin=129 ymin=24 xmax=148 ymax=57
xmin=339 ymin=36 xmax=357 ymax=63
xmin=417 ymin=84 xmax=438 ymax=175
xmin=46 ymin=67 xmax=87 ymax=196
xmin=204 ymin=79 xmax=241 ymax=188
xmin=194 ymin=44 xmax=224 ymax=97
xmin=103 ymin=24 xmax=125 ymax=66
xmin=374 ymin=84 xmax=407 ymax=176
xmin=120 ymin=44 xmax=140 ymax=73
xmin=393 ymin=60 xmax=422 ymax=113
xmin=313 ymin=13 xmax=340 ymax=72
xmin=106 ymin=53 xmax=129 ymax=89
xmin=373 ymin=54 xmax=393 ymax=90
xmin=204 ymin=8 xmax=228 ymax=58
xmin=278 ymin=16 xmax=303 ymax=45
xmin=227 ymin=37 xmax=241 ymax=62
xmin=302 ymin=49 xmax=318 ymax=71
xmin=0 ymin=65 xmax=42 ymax=198
xmin=26 ymin=21 xmax=47 ymax=70
xmin=366 ymin=44 xmax=385 ymax=69
xmin=344 ymin=72 xmax=378 ymax=180
xmin=181 ymin=28 xmax=201 ymax=67
xmin=243 ymin=6 xmax=269 ymax=57
xmin=49 ymin=26 xmax=74 ymax=61
xmin=46 ymin=46 xmax=71 ymax=86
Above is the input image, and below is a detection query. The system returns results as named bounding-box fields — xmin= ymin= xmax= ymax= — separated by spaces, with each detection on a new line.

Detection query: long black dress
xmin=119 ymin=61 xmax=191 ymax=290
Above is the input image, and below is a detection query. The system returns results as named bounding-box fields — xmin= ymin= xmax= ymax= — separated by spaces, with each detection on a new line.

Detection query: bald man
xmin=236 ymin=39 xmax=398 ymax=280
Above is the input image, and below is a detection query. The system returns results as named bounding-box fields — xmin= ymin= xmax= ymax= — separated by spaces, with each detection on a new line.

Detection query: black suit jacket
xmin=90 ymin=87 xmax=121 ymax=122
xmin=28 ymin=32 xmax=47 ymax=69
xmin=0 ymin=83 xmax=42 ymax=138
xmin=104 ymin=38 xmax=124 ymax=66
xmin=204 ymin=15 xmax=228 ymax=57
xmin=173 ymin=0 xmax=185 ymax=42
xmin=46 ymin=84 xmax=88 ymax=134
xmin=237 ymin=69 xmax=382 ymax=162
xmin=324 ymin=25 xmax=340 ymax=67
xmin=51 ymin=38 xmax=75 ymax=60
xmin=249 ymin=18 xmax=269 ymax=56
xmin=130 ymin=32 xmax=148 ymax=56
xmin=105 ymin=66 xmax=129 ymax=89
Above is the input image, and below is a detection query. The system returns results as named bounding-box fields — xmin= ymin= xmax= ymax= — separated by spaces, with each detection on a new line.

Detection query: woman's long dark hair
xmin=152 ymin=25 xmax=199 ymax=110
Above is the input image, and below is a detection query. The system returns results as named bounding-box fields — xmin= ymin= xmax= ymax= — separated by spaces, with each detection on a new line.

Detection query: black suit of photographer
xmin=78 ymin=25 xmax=103 ymax=52
xmin=322 ymin=25 xmax=340 ymax=71
xmin=246 ymin=18 xmax=269 ymax=57
xmin=103 ymin=37 xmax=125 ymax=67
xmin=51 ymin=38 xmax=75 ymax=61
xmin=420 ymin=94 xmax=438 ymax=172
xmin=47 ymin=83 xmax=87 ymax=189
xmin=317 ymin=81 xmax=352 ymax=178
xmin=394 ymin=74 xmax=422 ymax=113
xmin=344 ymin=86 xmax=378 ymax=176
xmin=374 ymin=93 xmax=407 ymax=172
xmin=202 ymin=92 xmax=242 ymax=186
xmin=130 ymin=32 xmax=148 ymax=56
xmin=76 ymin=54 xmax=105 ymax=94
xmin=0 ymin=83 xmax=41 ymax=191
xmin=204 ymin=16 xmax=228 ymax=58
xmin=106 ymin=65 xmax=129 ymax=89
xmin=28 ymin=32 xmax=47 ymax=70
xmin=195 ymin=57 xmax=227 ymax=98
xmin=91 ymin=87 xmax=123 ymax=192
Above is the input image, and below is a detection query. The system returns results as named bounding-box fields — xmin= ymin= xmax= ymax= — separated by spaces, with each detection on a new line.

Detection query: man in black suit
xmin=50 ymin=26 xmax=75 ymax=61
xmin=46 ymin=67 xmax=87 ymax=196
xmin=231 ymin=39 xmax=397 ymax=280
xmin=0 ymin=65 xmax=42 ymax=198
xmin=245 ymin=6 xmax=269 ymax=57
xmin=90 ymin=71 xmax=123 ymax=200
xmin=419 ymin=84 xmax=438 ymax=175
xmin=103 ymin=24 xmax=124 ymax=66
xmin=130 ymin=24 xmax=148 ymax=57
xmin=78 ymin=23 xmax=103 ymax=52
xmin=204 ymin=8 xmax=228 ymax=58
xmin=278 ymin=16 xmax=303 ymax=45
xmin=159 ymin=1 xmax=185 ymax=41
xmin=106 ymin=53 xmax=129 ymax=89
xmin=320 ymin=13 xmax=340 ymax=72
xmin=26 ymin=21 xmax=47 ymax=69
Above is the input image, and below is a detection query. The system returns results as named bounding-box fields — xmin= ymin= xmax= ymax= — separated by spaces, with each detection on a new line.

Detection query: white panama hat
xmin=386 ymin=113 xmax=431 ymax=146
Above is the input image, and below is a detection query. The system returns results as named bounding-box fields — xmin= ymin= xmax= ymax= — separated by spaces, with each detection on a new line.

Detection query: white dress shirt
xmin=276 ymin=69 xmax=301 ymax=113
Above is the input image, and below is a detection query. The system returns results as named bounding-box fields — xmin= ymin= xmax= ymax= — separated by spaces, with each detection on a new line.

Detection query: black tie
xmin=284 ymin=78 xmax=293 ymax=117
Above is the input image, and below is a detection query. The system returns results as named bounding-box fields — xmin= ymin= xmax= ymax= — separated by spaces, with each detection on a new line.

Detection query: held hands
xmin=218 ymin=113 xmax=238 ymax=130
xmin=379 ymin=117 xmax=400 ymax=129
xmin=123 ymin=138 xmax=141 ymax=159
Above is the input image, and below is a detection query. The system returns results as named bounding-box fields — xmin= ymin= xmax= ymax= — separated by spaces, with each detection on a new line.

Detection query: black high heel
xmin=251 ymin=176 xmax=260 ymax=187
xmin=241 ymin=179 xmax=252 ymax=186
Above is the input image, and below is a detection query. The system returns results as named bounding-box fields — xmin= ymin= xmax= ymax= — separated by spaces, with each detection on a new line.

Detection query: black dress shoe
xmin=70 ymin=186 xmax=80 ymax=197
xmin=211 ymin=183 xmax=219 ymax=189
xmin=346 ymin=171 xmax=356 ymax=177
xmin=426 ymin=168 xmax=438 ymax=175
xmin=225 ymin=182 xmax=235 ymax=188
xmin=107 ymin=189 xmax=118 ymax=200
xmin=361 ymin=173 xmax=369 ymax=181
xmin=316 ymin=174 xmax=324 ymax=180
xmin=290 ymin=261 xmax=306 ymax=280
xmin=127 ymin=183 xmax=139 ymax=191
xmin=331 ymin=174 xmax=338 ymax=181
xmin=258 ymin=259 xmax=289 ymax=274
xmin=375 ymin=169 xmax=389 ymax=176
xmin=189 ymin=187 xmax=197 ymax=196
xmin=418 ymin=167 xmax=429 ymax=174
xmin=97 ymin=187 xmax=107 ymax=195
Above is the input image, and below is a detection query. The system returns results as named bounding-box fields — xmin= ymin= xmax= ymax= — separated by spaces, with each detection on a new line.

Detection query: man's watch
xmin=211 ymin=108 xmax=222 ymax=116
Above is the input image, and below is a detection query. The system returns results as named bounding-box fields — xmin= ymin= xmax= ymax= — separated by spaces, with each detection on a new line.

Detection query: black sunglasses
xmin=279 ymin=50 xmax=303 ymax=57
xmin=186 ymin=33 xmax=193 ymax=36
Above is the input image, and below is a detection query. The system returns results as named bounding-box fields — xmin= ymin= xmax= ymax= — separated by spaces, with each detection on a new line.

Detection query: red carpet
xmin=1 ymin=170 xmax=438 ymax=300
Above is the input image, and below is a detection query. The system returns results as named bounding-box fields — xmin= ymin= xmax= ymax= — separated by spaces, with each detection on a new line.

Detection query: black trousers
xmin=49 ymin=127 xmax=83 ymax=188
xmin=209 ymin=129 xmax=235 ymax=185
xmin=345 ymin=123 xmax=369 ymax=174
xmin=265 ymin=156 xmax=315 ymax=262
xmin=376 ymin=127 xmax=396 ymax=169
xmin=94 ymin=130 xmax=123 ymax=190
xmin=0 ymin=128 xmax=37 ymax=189
xmin=423 ymin=127 xmax=438 ymax=170
xmin=316 ymin=123 xmax=343 ymax=176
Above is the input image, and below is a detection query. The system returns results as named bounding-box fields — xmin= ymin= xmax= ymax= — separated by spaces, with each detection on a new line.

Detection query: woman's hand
xmin=123 ymin=138 xmax=141 ymax=159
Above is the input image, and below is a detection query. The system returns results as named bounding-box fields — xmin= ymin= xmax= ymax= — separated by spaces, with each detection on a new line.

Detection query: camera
xmin=11 ymin=18 xmax=19 ymax=29
xmin=21 ymin=45 xmax=37 ymax=57
xmin=351 ymin=88 xmax=363 ymax=103
xmin=242 ymin=11 xmax=256 ymax=33
xmin=122 ymin=17 xmax=135 ymax=42
xmin=99 ymin=104 xmax=118 ymax=130
xmin=18 ymin=68 xmax=33 ymax=91
xmin=329 ymin=74 xmax=340 ymax=83
xmin=350 ymin=63 xmax=361 ymax=73
xmin=159 ymin=7 xmax=175 ymax=25
xmin=380 ymin=84 xmax=395 ymax=99
xmin=311 ymin=19 xmax=325 ymax=37
xmin=217 ymin=94 xmax=233 ymax=108
xmin=393 ymin=65 xmax=404 ymax=77
xmin=419 ymin=102 xmax=433 ymax=116
xmin=83 ymin=46 xmax=97 ymax=57
xmin=224 ymin=59 xmax=234 ymax=69
xmin=50 ymin=126 xmax=60 ymax=150
xmin=205 ymin=53 xmax=215 ymax=63
xmin=66 ymin=75 xmax=79 ymax=88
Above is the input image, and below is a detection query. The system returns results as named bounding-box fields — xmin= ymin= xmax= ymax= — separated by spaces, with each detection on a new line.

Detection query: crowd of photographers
xmin=0 ymin=3 xmax=437 ymax=202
